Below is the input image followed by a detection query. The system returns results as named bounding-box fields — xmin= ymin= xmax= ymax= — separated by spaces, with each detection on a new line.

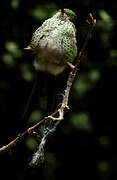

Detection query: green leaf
xmin=74 ymin=70 xmax=100 ymax=97
xmin=2 ymin=53 xmax=14 ymax=65
xmin=70 ymin=112 xmax=93 ymax=131
xmin=20 ymin=63 xmax=34 ymax=82
xmin=25 ymin=137 xmax=38 ymax=150
xmin=74 ymin=75 xmax=91 ymax=97
xmin=28 ymin=110 xmax=43 ymax=125
xmin=5 ymin=41 xmax=22 ymax=58
xmin=97 ymin=161 xmax=110 ymax=172
xmin=88 ymin=69 xmax=100 ymax=83
xmin=30 ymin=3 xmax=57 ymax=20
xmin=110 ymin=49 xmax=117 ymax=58
xmin=99 ymin=9 xmax=112 ymax=21
xmin=11 ymin=0 xmax=20 ymax=9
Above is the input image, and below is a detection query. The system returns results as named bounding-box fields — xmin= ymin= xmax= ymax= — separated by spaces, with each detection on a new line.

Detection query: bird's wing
xmin=30 ymin=18 xmax=57 ymax=48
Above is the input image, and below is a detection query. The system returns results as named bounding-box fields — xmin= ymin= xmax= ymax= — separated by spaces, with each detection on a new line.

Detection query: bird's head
xmin=54 ymin=8 xmax=77 ymax=23
xmin=62 ymin=8 xmax=77 ymax=22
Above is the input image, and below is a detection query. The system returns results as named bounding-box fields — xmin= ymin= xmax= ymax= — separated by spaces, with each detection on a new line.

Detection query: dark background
xmin=0 ymin=0 xmax=116 ymax=179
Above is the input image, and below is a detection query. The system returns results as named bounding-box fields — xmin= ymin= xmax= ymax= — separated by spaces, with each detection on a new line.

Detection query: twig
xmin=0 ymin=119 xmax=45 ymax=153
xmin=0 ymin=13 xmax=96 ymax=153
xmin=0 ymin=111 xmax=58 ymax=153
xmin=49 ymin=13 xmax=96 ymax=121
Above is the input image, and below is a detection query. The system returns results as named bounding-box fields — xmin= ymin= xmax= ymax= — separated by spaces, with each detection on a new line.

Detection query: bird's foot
xmin=66 ymin=62 xmax=75 ymax=70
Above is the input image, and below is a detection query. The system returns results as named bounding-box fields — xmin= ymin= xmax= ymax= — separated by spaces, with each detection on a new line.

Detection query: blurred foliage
xmin=11 ymin=0 xmax=20 ymax=10
xmin=25 ymin=136 xmax=38 ymax=150
xmin=97 ymin=161 xmax=110 ymax=173
xmin=30 ymin=3 xmax=58 ymax=20
xmin=5 ymin=41 xmax=22 ymax=58
xmin=20 ymin=63 xmax=34 ymax=81
xmin=99 ymin=136 xmax=110 ymax=148
xmin=28 ymin=110 xmax=43 ymax=125
xmin=0 ymin=0 xmax=116 ymax=180
xmin=70 ymin=112 xmax=93 ymax=131
xmin=74 ymin=69 xmax=100 ymax=97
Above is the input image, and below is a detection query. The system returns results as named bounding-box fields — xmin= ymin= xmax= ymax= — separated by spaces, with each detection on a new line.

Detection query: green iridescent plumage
xmin=30 ymin=8 xmax=77 ymax=75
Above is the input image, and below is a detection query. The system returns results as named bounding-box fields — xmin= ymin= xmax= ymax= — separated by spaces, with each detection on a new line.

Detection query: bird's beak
xmin=24 ymin=46 xmax=32 ymax=51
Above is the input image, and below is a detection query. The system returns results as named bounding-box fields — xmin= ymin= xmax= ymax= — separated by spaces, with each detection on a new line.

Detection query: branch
xmin=0 ymin=14 xmax=96 ymax=153
xmin=49 ymin=13 xmax=96 ymax=121
xmin=0 ymin=111 xmax=58 ymax=153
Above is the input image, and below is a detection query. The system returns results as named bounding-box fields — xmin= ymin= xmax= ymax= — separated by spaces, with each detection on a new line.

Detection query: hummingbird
xmin=25 ymin=8 xmax=77 ymax=75
xmin=23 ymin=9 xmax=78 ymax=123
